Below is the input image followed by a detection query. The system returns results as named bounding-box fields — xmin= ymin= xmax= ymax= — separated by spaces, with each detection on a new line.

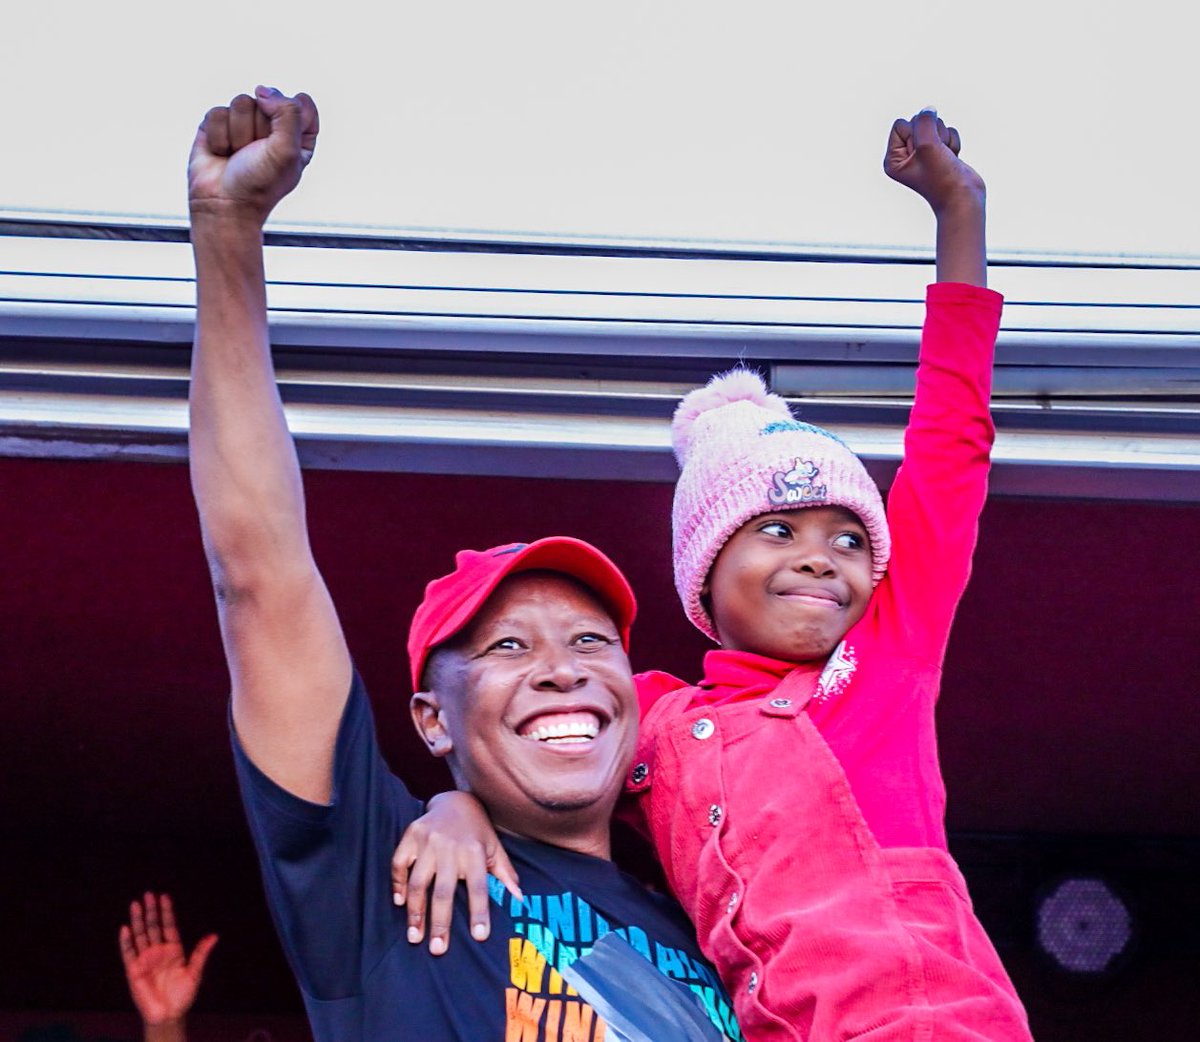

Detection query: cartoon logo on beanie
xmin=768 ymin=459 xmax=827 ymax=507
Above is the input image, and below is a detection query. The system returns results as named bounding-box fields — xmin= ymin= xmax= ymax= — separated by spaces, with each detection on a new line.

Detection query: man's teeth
xmin=523 ymin=719 xmax=600 ymax=743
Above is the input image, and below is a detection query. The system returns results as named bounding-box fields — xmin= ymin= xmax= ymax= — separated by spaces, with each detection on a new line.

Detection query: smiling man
xmin=188 ymin=86 xmax=741 ymax=1041
xmin=407 ymin=547 xmax=641 ymax=860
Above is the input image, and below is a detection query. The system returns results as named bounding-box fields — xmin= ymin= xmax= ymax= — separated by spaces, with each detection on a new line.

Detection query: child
xmin=396 ymin=109 xmax=1033 ymax=1041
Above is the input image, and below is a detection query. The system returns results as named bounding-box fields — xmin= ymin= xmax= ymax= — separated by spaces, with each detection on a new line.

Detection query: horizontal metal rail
xmin=2 ymin=225 xmax=1197 ymax=501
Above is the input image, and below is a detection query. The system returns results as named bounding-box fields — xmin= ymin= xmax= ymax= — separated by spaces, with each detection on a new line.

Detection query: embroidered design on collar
xmin=768 ymin=458 xmax=828 ymax=507
xmin=814 ymin=640 xmax=856 ymax=702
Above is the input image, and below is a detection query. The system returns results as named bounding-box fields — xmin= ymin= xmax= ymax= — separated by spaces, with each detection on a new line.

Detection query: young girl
xmin=396 ymin=109 xmax=1033 ymax=1041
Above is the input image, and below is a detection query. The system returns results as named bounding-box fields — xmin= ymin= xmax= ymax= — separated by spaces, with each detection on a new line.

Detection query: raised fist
xmin=188 ymin=86 xmax=319 ymax=225
xmin=883 ymin=109 xmax=985 ymax=214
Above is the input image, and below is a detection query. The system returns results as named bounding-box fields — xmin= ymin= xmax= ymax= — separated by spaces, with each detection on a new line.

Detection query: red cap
xmin=407 ymin=537 xmax=637 ymax=690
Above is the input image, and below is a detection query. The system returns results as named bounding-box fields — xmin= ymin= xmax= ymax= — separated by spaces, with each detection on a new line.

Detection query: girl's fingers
xmin=426 ymin=854 xmax=460 ymax=955
xmin=887 ymin=117 xmax=913 ymax=155
xmin=463 ymin=845 xmax=493 ymax=943
xmin=910 ymin=108 xmax=941 ymax=150
xmin=405 ymin=849 xmax=436 ymax=944
xmin=391 ymin=840 xmax=417 ymax=908
xmin=489 ymin=845 xmax=524 ymax=903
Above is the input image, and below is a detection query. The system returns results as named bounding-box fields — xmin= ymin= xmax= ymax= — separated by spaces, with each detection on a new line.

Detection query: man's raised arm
xmin=188 ymin=87 xmax=350 ymax=803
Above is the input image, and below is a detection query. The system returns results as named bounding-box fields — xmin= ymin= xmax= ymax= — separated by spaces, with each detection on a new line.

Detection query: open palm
xmin=119 ymin=892 xmax=217 ymax=1026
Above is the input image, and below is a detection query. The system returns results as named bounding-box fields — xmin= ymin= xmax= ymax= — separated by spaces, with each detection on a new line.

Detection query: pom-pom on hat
xmin=671 ymin=368 xmax=891 ymax=642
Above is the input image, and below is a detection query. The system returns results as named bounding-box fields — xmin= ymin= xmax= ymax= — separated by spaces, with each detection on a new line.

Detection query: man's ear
xmin=410 ymin=692 xmax=454 ymax=759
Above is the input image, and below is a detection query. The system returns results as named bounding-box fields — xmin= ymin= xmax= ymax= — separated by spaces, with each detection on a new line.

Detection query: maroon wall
xmin=2 ymin=456 xmax=1197 ymax=1037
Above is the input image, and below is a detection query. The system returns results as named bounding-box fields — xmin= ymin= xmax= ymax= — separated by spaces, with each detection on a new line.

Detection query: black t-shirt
xmin=233 ymin=673 xmax=742 ymax=1041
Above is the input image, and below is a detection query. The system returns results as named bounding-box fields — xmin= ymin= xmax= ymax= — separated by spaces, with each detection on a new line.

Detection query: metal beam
xmin=2 ymin=226 xmax=1197 ymax=501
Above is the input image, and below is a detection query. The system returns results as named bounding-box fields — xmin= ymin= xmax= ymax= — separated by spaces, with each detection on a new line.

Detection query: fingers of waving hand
xmin=187 ymin=932 xmax=220 ymax=980
xmin=143 ymin=891 xmax=164 ymax=945
xmin=127 ymin=895 xmax=151 ymax=954
xmin=118 ymin=923 xmax=138 ymax=970
xmin=159 ymin=892 xmax=181 ymax=947
xmin=123 ymin=893 xmax=182 ymax=964
xmin=188 ymin=86 xmax=319 ymax=223
xmin=118 ymin=893 xmax=218 ymax=1023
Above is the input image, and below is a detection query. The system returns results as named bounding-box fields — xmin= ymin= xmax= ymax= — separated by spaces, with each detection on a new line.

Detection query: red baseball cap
xmin=407 ymin=537 xmax=637 ymax=690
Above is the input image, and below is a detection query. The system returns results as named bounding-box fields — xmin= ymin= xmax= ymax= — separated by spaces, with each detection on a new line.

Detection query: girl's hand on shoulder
xmin=884 ymin=108 xmax=985 ymax=216
xmin=393 ymin=791 xmax=522 ymax=955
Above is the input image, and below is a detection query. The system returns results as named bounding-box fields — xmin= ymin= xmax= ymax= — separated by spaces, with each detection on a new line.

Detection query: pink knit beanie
xmin=671 ymin=368 xmax=891 ymax=642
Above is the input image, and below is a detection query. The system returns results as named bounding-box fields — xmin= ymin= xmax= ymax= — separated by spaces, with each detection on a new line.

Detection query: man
xmin=188 ymin=85 xmax=740 ymax=1041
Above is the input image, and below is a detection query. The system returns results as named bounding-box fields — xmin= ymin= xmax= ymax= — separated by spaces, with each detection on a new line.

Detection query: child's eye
xmin=759 ymin=520 xmax=791 ymax=539
xmin=833 ymin=532 xmax=865 ymax=550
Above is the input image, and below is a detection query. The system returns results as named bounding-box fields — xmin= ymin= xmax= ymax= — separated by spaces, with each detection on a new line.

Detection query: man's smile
xmin=518 ymin=709 xmax=604 ymax=745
